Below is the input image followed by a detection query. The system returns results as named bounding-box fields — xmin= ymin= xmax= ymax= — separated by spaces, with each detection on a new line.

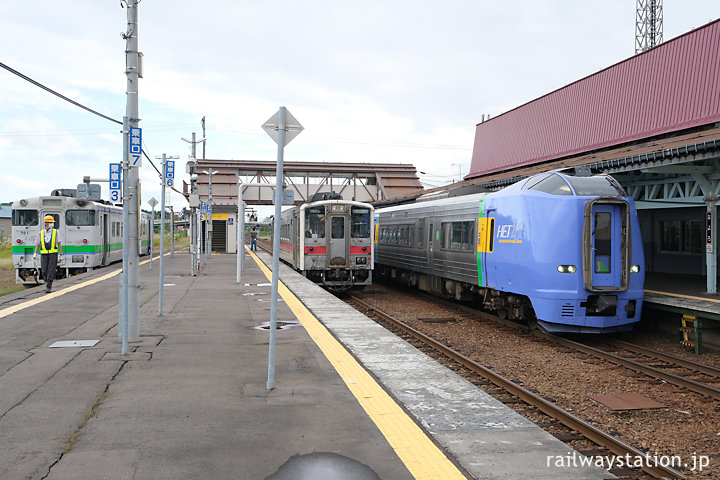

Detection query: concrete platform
xmin=0 ymin=249 xmax=614 ymax=479
xmin=643 ymin=273 xmax=720 ymax=351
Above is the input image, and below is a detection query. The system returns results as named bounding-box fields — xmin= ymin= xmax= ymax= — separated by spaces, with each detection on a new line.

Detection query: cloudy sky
xmin=1 ymin=1 xmax=718 ymax=211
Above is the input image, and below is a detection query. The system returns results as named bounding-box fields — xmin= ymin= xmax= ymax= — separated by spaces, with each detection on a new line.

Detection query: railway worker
xmin=250 ymin=226 xmax=259 ymax=251
xmin=33 ymin=215 xmax=64 ymax=293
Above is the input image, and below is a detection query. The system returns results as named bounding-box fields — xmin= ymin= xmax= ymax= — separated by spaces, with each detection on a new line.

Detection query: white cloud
xmin=1 ymin=0 xmax=718 ymax=208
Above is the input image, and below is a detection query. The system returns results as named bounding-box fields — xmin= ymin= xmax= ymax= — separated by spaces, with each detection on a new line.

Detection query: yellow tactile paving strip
xmin=0 ymin=253 xmax=163 ymax=319
xmin=247 ymin=248 xmax=468 ymax=480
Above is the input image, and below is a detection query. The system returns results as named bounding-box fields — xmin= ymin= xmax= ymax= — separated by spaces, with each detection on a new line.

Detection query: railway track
xmin=346 ymin=293 xmax=686 ymax=480
xmin=443 ymin=298 xmax=720 ymax=401
xmin=543 ymin=335 xmax=720 ymax=401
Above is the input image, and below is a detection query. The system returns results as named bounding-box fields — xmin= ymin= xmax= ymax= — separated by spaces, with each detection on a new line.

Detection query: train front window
xmin=66 ymin=210 xmax=96 ymax=226
xmin=566 ymin=175 xmax=626 ymax=196
xmin=12 ymin=209 xmax=38 ymax=226
xmin=331 ymin=217 xmax=345 ymax=239
xmin=305 ymin=206 xmax=325 ymax=238
xmin=351 ymin=207 xmax=371 ymax=238
xmin=594 ymin=212 xmax=612 ymax=273
xmin=528 ymin=174 xmax=572 ymax=195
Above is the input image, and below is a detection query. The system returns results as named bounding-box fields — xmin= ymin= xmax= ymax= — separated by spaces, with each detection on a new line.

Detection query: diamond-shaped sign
xmin=262 ymin=108 xmax=304 ymax=146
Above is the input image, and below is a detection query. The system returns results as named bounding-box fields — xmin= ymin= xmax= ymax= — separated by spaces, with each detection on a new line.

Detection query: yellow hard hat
xmin=43 ymin=215 xmax=55 ymax=223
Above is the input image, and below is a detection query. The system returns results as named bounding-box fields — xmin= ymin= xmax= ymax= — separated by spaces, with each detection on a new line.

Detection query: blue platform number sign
xmin=129 ymin=127 xmax=142 ymax=167
xmin=707 ymin=211 xmax=713 ymax=253
xmin=109 ymin=163 xmax=121 ymax=203
xmin=165 ymin=160 xmax=175 ymax=187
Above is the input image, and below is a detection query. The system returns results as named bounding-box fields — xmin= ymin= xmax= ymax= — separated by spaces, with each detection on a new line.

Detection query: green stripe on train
xmin=13 ymin=242 xmax=136 ymax=254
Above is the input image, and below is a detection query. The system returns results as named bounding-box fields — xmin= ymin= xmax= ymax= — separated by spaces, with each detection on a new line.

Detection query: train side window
xmin=331 ymin=217 xmax=345 ymax=239
xmin=452 ymin=221 xmax=474 ymax=250
xmin=12 ymin=209 xmax=38 ymax=226
xmin=440 ymin=223 xmax=451 ymax=248
xmin=66 ymin=210 xmax=96 ymax=227
xmin=417 ymin=221 xmax=424 ymax=248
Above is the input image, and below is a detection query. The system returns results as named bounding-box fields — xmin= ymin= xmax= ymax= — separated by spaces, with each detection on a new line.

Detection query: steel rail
xmin=421 ymin=292 xmax=720 ymax=400
xmin=348 ymin=294 xmax=685 ymax=480
xmin=607 ymin=339 xmax=720 ymax=378
xmin=535 ymin=332 xmax=720 ymax=401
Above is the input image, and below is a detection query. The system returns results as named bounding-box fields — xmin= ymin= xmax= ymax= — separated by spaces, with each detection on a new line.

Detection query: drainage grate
xmin=252 ymin=320 xmax=301 ymax=331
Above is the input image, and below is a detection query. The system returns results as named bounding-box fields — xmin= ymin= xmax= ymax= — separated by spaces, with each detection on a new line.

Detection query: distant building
xmin=0 ymin=206 xmax=11 ymax=240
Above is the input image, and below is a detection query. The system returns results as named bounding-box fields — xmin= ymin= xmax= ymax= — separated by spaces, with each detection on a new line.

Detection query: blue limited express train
xmin=375 ymin=172 xmax=645 ymax=333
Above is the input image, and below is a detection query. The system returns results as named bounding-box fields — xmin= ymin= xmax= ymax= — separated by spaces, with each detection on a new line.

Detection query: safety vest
xmin=40 ymin=229 xmax=59 ymax=254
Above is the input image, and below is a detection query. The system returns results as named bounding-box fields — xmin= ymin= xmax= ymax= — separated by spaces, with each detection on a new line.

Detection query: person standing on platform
xmin=33 ymin=215 xmax=64 ymax=293
xmin=250 ymin=226 xmax=259 ymax=251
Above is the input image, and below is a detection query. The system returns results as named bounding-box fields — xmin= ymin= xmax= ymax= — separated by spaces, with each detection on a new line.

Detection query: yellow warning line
xmin=246 ymin=248 xmax=467 ymax=480
xmin=0 ymin=252 xmax=166 ymax=319
xmin=645 ymin=289 xmax=720 ymax=304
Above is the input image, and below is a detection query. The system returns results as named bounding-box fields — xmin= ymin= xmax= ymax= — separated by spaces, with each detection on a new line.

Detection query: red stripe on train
xmin=304 ymin=246 xmax=327 ymax=255
xmin=350 ymin=246 xmax=371 ymax=254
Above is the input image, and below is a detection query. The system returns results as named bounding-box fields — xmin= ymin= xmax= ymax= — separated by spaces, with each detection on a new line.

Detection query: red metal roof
xmin=467 ymin=19 xmax=720 ymax=179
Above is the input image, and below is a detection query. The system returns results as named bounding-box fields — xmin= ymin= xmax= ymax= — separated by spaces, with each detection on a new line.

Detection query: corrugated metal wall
xmin=467 ymin=19 xmax=720 ymax=179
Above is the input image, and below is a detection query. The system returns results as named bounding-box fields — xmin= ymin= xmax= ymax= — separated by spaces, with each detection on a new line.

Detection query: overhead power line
xmin=0 ymin=60 xmax=181 ymax=195
xmin=0 ymin=60 xmax=122 ymax=125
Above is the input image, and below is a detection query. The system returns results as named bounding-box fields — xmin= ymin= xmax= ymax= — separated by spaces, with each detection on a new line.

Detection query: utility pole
xmin=120 ymin=0 xmax=142 ymax=346
xmin=170 ymin=205 xmax=175 ymax=257
xmin=201 ymin=116 xmax=207 ymax=163
xmin=182 ymin=133 xmax=204 ymax=275
xmin=158 ymin=154 xmax=178 ymax=315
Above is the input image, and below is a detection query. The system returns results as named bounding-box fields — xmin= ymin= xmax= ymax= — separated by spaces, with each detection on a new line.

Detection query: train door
xmin=102 ymin=214 xmax=109 ymax=265
xmin=429 ymin=221 xmax=444 ymax=272
xmin=328 ymin=214 xmax=348 ymax=266
xmin=583 ymin=199 xmax=630 ymax=291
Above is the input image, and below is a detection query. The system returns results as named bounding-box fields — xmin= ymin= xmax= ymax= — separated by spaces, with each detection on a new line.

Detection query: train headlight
xmin=630 ymin=265 xmax=641 ymax=273
xmin=356 ymin=257 xmax=367 ymax=265
xmin=16 ymin=239 xmax=22 ymax=244
xmin=557 ymin=265 xmax=576 ymax=273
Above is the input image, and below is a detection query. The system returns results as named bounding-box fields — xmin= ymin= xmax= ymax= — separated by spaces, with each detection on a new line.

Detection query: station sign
xmin=165 ymin=159 xmax=175 ymax=187
xmin=109 ymin=163 xmax=121 ymax=203
xmin=707 ymin=211 xmax=713 ymax=253
xmin=129 ymin=127 xmax=142 ymax=167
